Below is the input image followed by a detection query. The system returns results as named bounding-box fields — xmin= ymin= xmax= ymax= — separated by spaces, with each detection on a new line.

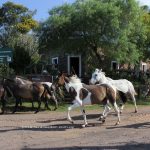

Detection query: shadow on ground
xmin=107 ymin=121 xmax=150 ymax=130
xmin=21 ymin=142 xmax=150 ymax=150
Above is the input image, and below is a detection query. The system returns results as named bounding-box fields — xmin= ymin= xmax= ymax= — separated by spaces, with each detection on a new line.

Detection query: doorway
xmin=68 ymin=56 xmax=81 ymax=77
xmin=111 ymin=61 xmax=119 ymax=70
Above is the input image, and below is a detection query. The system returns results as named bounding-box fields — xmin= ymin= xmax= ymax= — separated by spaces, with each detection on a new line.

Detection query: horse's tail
xmin=4 ymin=86 xmax=13 ymax=97
xmin=42 ymin=84 xmax=58 ymax=110
xmin=43 ymin=84 xmax=54 ymax=96
xmin=134 ymin=91 xmax=138 ymax=96
xmin=128 ymin=81 xmax=137 ymax=95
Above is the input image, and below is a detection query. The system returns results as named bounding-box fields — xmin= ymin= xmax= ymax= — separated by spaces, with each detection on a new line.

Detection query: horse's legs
xmin=80 ymin=106 xmax=88 ymax=127
xmin=130 ymin=93 xmax=138 ymax=113
xmin=1 ymin=94 xmax=6 ymax=114
xmin=99 ymin=104 xmax=111 ymax=122
xmin=112 ymin=101 xmax=120 ymax=125
xmin=67 ymin=102 xmax=80 ymax=124
xmin=19 ymin=99 xmax=22 ymax=106
xmin=31 ymin=100 xmax=34 ymax=109
xmin=52 ymin=96 xmax=58 ymax=111
xmin=119 ymin=92 xmax=127 ymax=113
xmin=44 ymin=99 xmax=51 ymax=111
xmin=99 ymin=99 xmax=111 ymax=121
xmin=35 ymin=97 xmax=41 ymax=114
xmin=13 ymin=98 xmax=20 ymax=113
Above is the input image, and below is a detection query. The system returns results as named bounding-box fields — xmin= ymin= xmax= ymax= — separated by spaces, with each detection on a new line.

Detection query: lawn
xmin=1 ymin=97 xmax=150 ymax=113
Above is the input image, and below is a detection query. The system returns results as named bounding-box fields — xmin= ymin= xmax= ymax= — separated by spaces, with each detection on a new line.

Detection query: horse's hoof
xmin=98 ymin=115 xmax=103 ymax=121
xmin=99 ymin=116 xmax=106 ymax=123
xmin=34 ymin=111 xmax=39 ymax=114
xmin=102 ymin=119 xmax=105 ymax=123
xmin=82 ymin=124 xmax=88 ymax=128
xmin=115 ymin=122 xmax=120 ymax=126
xmin=46 ymin=107 xmax=52 ymax=111
xmin=119 ymin=110 xmax=122 ymax=114
xmin=0 ymin=112 xmax=4 ymax=115
xmin=135 ymin=110 xmax=138 ymax=113
xmin=67 ymin=119 xmax=74 ymax=124
xmin=12 ymin=111 xmax=16 ymax=114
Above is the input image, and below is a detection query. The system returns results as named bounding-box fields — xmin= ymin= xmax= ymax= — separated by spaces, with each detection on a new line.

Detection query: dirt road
xmin=0 ymin=106 xmax=150 ymax=150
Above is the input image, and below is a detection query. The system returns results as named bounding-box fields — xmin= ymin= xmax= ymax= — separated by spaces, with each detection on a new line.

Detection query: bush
xmin=0 ymin=64 xmax=15 ymax=77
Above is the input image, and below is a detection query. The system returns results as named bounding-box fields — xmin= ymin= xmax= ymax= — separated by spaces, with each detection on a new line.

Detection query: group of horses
xmin=0 ymin=69 xmax=138 ymax=128
xmin=0 ymin=76 xmax=58 ymax=114
xmin=54 ymin=69 xmax=138 ymax=127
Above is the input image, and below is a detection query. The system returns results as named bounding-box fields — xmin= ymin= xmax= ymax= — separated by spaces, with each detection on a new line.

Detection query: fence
xmin=26 ymin=74 xmax=57 ymax=82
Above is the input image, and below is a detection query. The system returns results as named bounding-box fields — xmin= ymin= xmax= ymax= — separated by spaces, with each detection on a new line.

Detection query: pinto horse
xmin=2 ymin=77 xmax=57 ymax=113
xmin=55 ymin=73 xmax=120 ymax=127
xmin=90 ymin=68 xmax=138 ymax=113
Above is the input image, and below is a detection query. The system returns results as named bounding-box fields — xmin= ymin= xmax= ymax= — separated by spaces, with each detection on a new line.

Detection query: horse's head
xmin=53 ymin=72 xmax=69 ymax=87
xmin=89 ymin=68 xmax=104 ymax=84
xmin=2 ymin=78 xmax=15 ymax=87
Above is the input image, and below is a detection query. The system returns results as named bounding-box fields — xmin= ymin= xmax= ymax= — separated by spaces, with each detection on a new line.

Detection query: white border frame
xmin=111 ymin=61 xmax=119 ymax=70
xmin=52 ymin=57 xmax=59 ymax=65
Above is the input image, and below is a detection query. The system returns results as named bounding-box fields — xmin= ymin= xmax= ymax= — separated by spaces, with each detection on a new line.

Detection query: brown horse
xmin=54 ymin=72 xmax=120 ymax=127
xmin=2 ymin=77 xmax=57 ymax=113
xmin=15 ymin=76 xmax=58 ymax=111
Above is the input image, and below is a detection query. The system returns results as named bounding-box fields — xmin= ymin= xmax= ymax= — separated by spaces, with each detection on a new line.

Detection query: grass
xmin=1 ymin=97 xmax=150 ymax=113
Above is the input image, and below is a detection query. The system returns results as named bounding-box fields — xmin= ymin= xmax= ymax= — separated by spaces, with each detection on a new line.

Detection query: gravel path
xmin=0 ymin=105 xmax=150 ymax=150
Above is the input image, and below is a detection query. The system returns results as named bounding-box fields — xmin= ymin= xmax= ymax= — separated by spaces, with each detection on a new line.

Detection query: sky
xmin=0 ymin=0 xmax=150 ymax=21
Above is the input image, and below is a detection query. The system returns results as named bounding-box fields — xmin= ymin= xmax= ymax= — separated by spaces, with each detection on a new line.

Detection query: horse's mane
xmin=106 ymin=77 xmax=113 ymax=81
xmin=16 ymin=76 xmax=30 ymax=81
xmin=69 ymin=75 xmax=82 ymax=83
xmin=95 ymin=68 xmax=105 ymax=75
xmin=15 ymin=76 xmax=32 ymax=84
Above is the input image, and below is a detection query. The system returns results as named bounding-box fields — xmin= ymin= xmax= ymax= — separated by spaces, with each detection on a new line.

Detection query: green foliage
xmin=3 ymin=33 xmax=40 ymax=74
xmin=0 ymin=2 xmax=38 ymax=48
xmin=38 ymin=0 xmax=147 ymax=67
xmin=10 ymin=46 xmax=31 ymax=74
xmin=142 ymin=7 xmax=150 ymax=60
xmin=10 ymin=34 xmax=40 ymax=63
xmin=0 ymin=2 xmax=38 ymax=33
xmin=0 ymin=64 xmax=15 ymax=77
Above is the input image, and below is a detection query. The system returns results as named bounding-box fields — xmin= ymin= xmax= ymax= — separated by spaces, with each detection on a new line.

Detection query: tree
xmin=0 ymin=2 xmax=38 ymax=47
xmin=8 ymin=33 xmax=40 ymax=74
xmin=0 ymin=2 xmax=40 ymax=74
xmin=10 ymin=46 xmax=31 ymax=74
xmin=142 ymin=6 xmax=150 ymax=61
xmin=38 ymin=0 xmax=147 ymax=68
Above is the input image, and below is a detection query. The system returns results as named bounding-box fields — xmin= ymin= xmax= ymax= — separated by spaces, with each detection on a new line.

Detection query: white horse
xmin=90 ymin=68 xmax=138 ymax=113
xmin=56 ymin=73 xmax=121 ymax=127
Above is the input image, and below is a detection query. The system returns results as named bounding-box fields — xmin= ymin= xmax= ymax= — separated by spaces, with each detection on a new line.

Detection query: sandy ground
xmin=0 ymin=105 xmax=150 ymax=150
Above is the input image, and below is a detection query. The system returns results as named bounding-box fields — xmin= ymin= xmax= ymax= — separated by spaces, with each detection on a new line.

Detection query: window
xmin=52 ymin=57 xmax=58 ymax=65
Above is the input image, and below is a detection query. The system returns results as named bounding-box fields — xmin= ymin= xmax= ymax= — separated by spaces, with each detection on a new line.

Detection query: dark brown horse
xmin=2 ymin=77 xmax=57 ymax=113
xmin=54 ymin=72 xmax=120 ymax=127
xmin=15 ymin=76 xmax=58 ymax=111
